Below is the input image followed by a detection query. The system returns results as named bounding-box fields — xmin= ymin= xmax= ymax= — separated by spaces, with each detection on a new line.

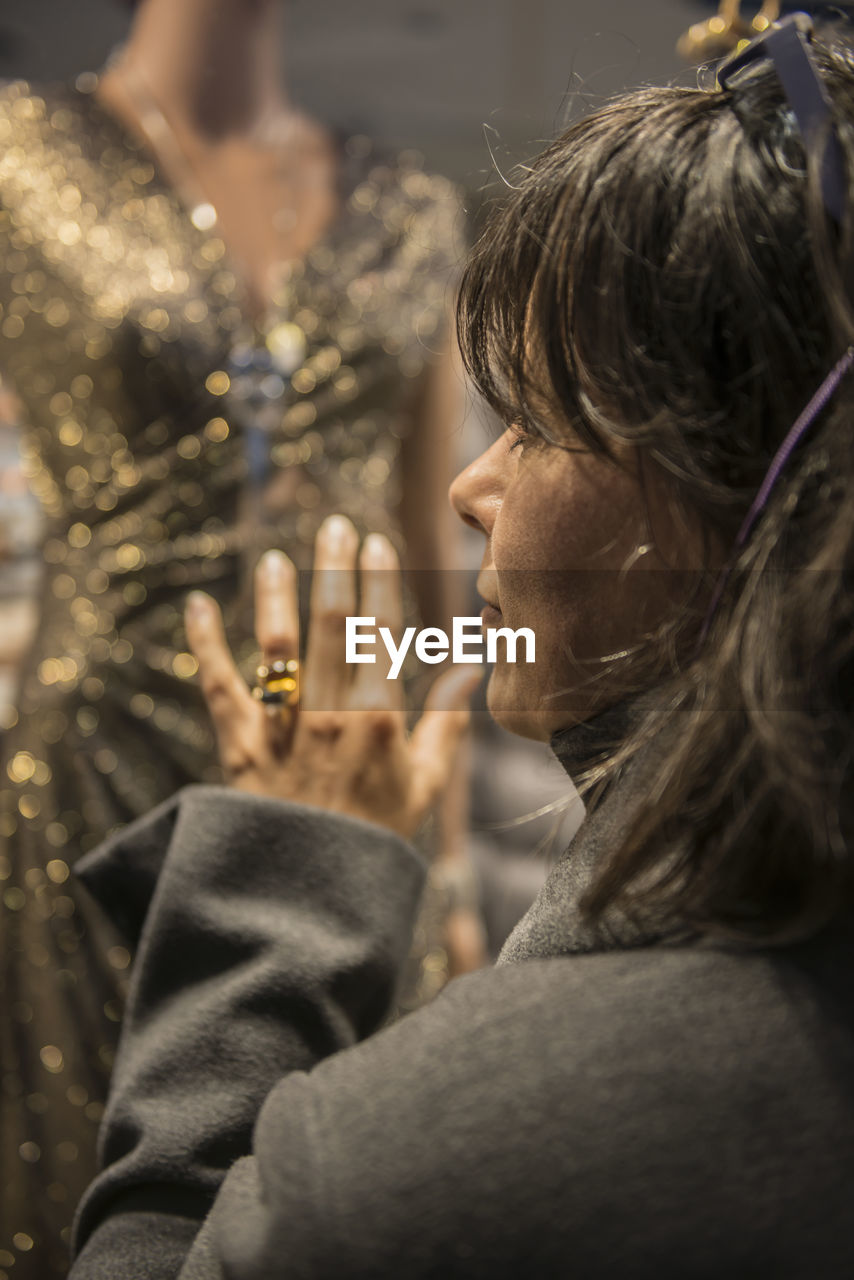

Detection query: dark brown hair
xmin=457 ymin=29 xmax=854 ymax=942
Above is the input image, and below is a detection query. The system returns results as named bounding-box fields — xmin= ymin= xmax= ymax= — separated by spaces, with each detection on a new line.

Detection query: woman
xmin=69 ymin=15 xmax=854 ymax=1277
xmin=0 ymin=0 xmax=468 ymax=1267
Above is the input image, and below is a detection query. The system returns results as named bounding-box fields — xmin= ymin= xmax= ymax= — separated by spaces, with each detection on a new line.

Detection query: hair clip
xmin=717 ymin=12 xmax=845 ymax=222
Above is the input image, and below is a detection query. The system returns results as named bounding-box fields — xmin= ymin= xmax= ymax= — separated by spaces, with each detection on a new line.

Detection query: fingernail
xmin=320 ymin=515 xmax=353 ymax=548
xmin=362 ymin=533 xmax=392 ymax=564
xmin=186 ymin=591 xmax=211 ymax=617
xmin=259 ymin=549 xmax=288 ymax=577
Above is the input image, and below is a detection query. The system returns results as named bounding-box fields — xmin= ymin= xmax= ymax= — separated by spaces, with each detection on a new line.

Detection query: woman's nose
xmin=448 ymin=433 xmax=511 ymax=537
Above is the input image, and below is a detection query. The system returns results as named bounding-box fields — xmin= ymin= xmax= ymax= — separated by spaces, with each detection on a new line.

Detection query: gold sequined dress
xmin=0 ymin=78 xmax=461 ymax=1276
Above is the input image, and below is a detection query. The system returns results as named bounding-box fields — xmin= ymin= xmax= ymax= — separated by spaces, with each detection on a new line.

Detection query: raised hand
xmin=184 ymin=515 xmax=478 ymax=839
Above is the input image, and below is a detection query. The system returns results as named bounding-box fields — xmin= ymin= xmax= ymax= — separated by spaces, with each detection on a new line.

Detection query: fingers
xmin=255 ymin=550 xmax=298 ymax=661
xmin=353 ymin=533 xmax=405 ymax=711
xmin=302 ymin=516 xmax=359 ymax=712
xmin=186 ymin=590 xmax=259 ymax=745
xmin=254 ymin=550 xmax=300 ymax=752
xmin=408 ymin=667 xmax=483 ymax=817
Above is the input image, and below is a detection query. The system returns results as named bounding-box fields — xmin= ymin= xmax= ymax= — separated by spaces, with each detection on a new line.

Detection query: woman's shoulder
xmin=420 ymin=928 xmax=854 ymax=1094
xmin=329 ymin=137 xmax=465 ymax=280
xmin=239 ymin=934 xmax=854 ymax=1277
xmin=0 ymin=78 xmax=136 ymax=205
xmin=0 ymin=80 xmax=57 ymax=172
xmin=340 ymin=135 xmax=462 ymax=215
xmin=0 ymin=77 xmax=91 ymax=131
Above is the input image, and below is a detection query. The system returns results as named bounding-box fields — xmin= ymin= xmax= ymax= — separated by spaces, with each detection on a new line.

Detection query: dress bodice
xmin=0 ymin=76 xmax=462 ymax=1276
xmin=0 ymin=76 xmax=462 ymax=827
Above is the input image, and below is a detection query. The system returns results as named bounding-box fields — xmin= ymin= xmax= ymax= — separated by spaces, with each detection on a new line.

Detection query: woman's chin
xmin=485 ymin=670 xmax=551 ymax=742
xmin=485 ymin=668 xmax=608 ymax=741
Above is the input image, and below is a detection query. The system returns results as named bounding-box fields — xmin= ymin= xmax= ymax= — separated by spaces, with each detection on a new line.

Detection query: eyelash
xmin=509 ymin=424 xmax=587 ymax=458
xmin=508 ymin=420 xmax=535 ymax=453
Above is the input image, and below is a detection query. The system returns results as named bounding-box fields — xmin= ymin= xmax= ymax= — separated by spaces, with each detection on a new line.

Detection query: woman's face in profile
xmin=450 ymin=424 xmax=703 ymax=740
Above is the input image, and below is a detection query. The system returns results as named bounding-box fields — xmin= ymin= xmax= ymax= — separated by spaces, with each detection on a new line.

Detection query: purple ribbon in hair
xmin=717 ymin=12 xmax=845 ymax=222
xmin=698 ymin=344 xmax=854 ymax=646
xmin=696 ymin=14 xmax=853 ymax=647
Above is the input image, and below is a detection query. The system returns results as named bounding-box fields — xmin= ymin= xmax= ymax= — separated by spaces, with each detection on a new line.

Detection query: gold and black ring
xmin=252 ymin=658 xmax=300 ymax=718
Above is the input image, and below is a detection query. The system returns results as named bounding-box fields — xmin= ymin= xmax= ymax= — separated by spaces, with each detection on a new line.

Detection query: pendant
xmin=190 ymin=202 xmax=218 ymax=232
xmin=265 ymin=320 xmax=307 ymax=377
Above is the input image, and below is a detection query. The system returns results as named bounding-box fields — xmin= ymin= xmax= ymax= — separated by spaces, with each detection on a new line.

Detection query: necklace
xmin=113 ymin=58 xmax=311 ymax=381
xmin=116 ymin=59 xmax=220 ymax=234
xmin=109 ymin=57 xmax=319 ymax=503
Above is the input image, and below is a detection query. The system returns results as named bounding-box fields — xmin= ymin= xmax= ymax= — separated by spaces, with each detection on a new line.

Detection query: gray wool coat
xmin=68 ymin=718 xmax=854 ymax=1279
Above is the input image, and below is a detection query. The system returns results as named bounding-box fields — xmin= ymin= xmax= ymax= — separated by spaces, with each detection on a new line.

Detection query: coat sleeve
xmin=65 ymin=786 xmax=854 ymax=1279
xmin=69 ymin=784 xmax=428 ymax=1277
xmin=70 ymin=852 xmax=589 ymax=1280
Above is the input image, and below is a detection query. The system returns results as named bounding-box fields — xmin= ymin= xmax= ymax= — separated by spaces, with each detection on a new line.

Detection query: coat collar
xmin=498 ymin=693 xmax=687 ymax=964
xmin=549 ymin=698 xmax=637 ymax=784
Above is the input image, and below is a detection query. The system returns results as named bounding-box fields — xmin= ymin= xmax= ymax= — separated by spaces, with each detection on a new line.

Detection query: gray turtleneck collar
xmin=548 ymin=697 xmax=636 ymax=783
xmin=497 ymin=695 xmax=684 ymax=965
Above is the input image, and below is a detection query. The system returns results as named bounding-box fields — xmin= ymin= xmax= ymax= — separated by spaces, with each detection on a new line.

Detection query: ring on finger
xmin=252 ymin=658 xmax=300 ymax=722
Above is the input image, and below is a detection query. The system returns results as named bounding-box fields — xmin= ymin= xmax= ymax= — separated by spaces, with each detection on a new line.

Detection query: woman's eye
xmin=508 ymin=425 xmax=535 ymax=453
xmin=508 ymin=430 xmax=542 ymax=455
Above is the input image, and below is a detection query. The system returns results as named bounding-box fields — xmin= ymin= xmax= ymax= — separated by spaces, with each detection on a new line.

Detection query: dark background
xmin=4 ymin=3 xmax=853 ymax=190
xmin=0 ymin=0 xmax=720 ymax=191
